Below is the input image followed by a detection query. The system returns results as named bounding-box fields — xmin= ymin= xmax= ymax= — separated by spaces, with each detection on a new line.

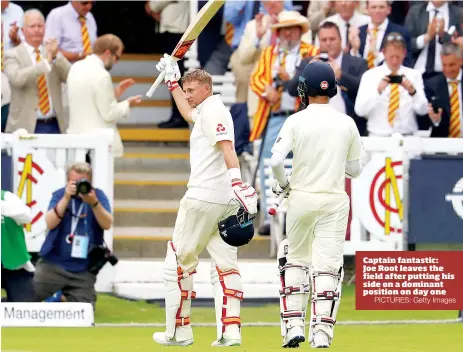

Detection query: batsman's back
xmin=280 ymin=104 xmax=361 ymax=195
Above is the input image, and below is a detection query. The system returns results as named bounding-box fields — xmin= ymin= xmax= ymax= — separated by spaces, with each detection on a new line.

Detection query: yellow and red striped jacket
xmin=249 ymin=42 xmax=319 ymax=142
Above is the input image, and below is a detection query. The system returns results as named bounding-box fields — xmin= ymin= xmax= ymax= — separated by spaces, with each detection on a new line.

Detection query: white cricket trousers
xmin=172 ymin=197 xmax=239 ymax=273
xmin=285 ymin=190 xmax=350 ymax=271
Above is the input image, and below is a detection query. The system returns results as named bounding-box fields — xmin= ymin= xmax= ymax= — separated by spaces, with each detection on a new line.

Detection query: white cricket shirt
xmin=185 ymin=94 xmax=236 ymax=204
xmin=271 ymin=104 xmax=362 ymax=194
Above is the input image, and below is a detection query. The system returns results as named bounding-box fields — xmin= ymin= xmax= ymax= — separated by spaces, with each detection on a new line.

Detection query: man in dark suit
xmin=349 ymin=0 xmax=413 ymax=68
xmin=422 ymin=42 xmax=462 ymax=137
xmin=405 ymin=0 xmax=463 ymax=80
xmin=288 ymin=21 xmax=369 ymax=135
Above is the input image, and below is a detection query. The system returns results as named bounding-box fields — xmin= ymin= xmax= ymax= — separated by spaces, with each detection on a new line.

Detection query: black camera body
xmin=75 ymin=178 xmax=92 ymax=195
xmin=319 ymin=52 xmax=329 ymax=62
xmin=430 ymin=96 xmax=440 ymax=114
xmin=388 ymin=74 xmax=403 ymax=84
xmin=88 ymin=245 xmax=118 ymax=275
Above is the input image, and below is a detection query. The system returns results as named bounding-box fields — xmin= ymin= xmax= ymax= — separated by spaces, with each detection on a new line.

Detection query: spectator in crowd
xmin=1 ymin=1 xmax=23 ymax=50
xmin=423 ymin=43 xmax=462 ymax=137
xmin=146 ymin=0 xmax=189 ymax=129
xmin=355 ymin=32 xmax=428 ymax=136
xmin=405 ymin=0 xmax=463 ymax=80
xmin=231 ymin=0 xmax=286 ymax=128
xmin=45 ymin=1 xmax=97 ymax=63
xmin=34 ymin=162 xmax=112 ymax=307
xmin=349 ymin=1 xmax=413 ymax=69
xmin=66 ymin=34 xmax=142 ymax=159
xmin=3 ymin=9 xmax=71 ymax=134
xmin=308 ymin=1 xmax=367 ymax=38
xmin=288 ymin=21 xmax=369 ymax=135
xmin=249 ymin=10 xmax=318 ymax=231
xmin=316 ymin=1 xmax=370 ymax=51
xmin=1 ymin=188 xmax=36 ymax=302
xmin=2 ymin=0 xmax=24 ymax=132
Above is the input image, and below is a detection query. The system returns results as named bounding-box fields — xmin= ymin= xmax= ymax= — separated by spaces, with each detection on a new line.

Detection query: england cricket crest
xmin=351 ymin=153 xmax=404 ymax=243
xmin=14 ymin=148 xmax=63 ymax=252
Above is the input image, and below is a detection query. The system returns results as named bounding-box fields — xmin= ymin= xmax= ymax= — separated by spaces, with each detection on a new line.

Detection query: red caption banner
xmin=356 ymin=251 xmax=463 ymax=310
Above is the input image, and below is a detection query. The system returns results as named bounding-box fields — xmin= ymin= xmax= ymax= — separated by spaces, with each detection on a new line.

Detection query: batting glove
xmin=155 ymin=54 xmax=181 ymax=91
xmin=232 ymin=180 xmax=258 ymax=215
xmin=271 ymin=179 xmax=290 ymax=197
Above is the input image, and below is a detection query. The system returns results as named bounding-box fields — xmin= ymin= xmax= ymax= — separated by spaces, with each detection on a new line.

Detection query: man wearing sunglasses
xmin=45 ymin=1 xmax=97 ymax=63
xmin=355 ymin=32 xmax=428 ymax=136
xmin=66 ymin=34 xmax=142 ymax=158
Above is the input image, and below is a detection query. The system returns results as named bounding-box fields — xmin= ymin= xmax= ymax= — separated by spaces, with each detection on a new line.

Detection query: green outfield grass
xmin=2 ymin=285 xmax=462 ymax=352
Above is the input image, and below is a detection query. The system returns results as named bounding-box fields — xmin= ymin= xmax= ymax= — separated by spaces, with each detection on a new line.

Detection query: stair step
xmin=119 ymin=128 xmax=190 ymax=142
xmin=115 ymin=148 xmax=190 ymax=172
xmin=114 ymin=172 xmax=188 ymax=199
xmin=114 ymin=200 xmax=179 ymax=227
xmin=115 ymin=199 xmax=179 ymax=212
xmin=111 ymin=56 xmax=160 ymax=77
xmin=116 ymin=107 xmax=171 ymax=125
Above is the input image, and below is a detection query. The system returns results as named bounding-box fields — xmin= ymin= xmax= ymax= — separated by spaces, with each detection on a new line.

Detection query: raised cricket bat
xmin=146 ymin=0 xmax=225 ymax=97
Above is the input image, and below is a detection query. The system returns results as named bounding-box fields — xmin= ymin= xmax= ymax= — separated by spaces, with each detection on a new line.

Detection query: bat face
xmin=171 ymin=0 xmax=225 ymax=60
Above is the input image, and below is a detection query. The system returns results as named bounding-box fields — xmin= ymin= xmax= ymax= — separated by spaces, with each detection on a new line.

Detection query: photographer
xmin=355 ymin=32 xmax=428 ymax=136
xmin=34 ymin=162 xmax=113 ymax=307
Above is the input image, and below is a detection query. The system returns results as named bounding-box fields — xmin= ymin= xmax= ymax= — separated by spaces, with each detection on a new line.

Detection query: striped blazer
xmin=249 ymin=42 xmax=319 ymax=141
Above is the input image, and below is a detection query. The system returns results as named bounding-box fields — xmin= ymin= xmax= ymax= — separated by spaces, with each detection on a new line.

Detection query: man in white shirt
xmin=152 ymin=56 xmax=258 ymax=347
xmin=66 ymin=34 xmax=142 ymax=158
xmin=349 ymin=0 xmax=413 ymax=69
xmin=355 ymin=32 xmax=428 ymax=136
xmin=317 ymin=0 xmax=369 ymax=51
xmin=424 ymin=42 xmax=462 ymax=137
xmin=271 ymin=61 xmax=363 ymax=349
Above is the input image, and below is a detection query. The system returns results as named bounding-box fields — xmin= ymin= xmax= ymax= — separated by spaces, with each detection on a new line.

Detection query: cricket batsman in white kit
xmin=271 ymin=61 xmax=364 ymax=348
xmin=152 ymin=54 xmax=259 ymax=347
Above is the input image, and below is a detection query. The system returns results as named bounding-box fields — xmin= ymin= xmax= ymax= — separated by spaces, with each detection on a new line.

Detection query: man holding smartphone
xmin=355 ymin=32 xmax=428 ymax=136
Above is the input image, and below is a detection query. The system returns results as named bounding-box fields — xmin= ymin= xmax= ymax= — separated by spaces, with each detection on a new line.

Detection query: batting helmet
xmin=218 ymin=207 xmax=256 ymax=247
xmin=297 ymin=61 xmax=337 ymax=106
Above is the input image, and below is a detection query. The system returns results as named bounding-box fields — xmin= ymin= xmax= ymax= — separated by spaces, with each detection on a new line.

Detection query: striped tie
xmin=79 ymin=16 xmax=92 ymax=55
xmin=367 ymin=28 xmax=378 ymax=69
xmin=225 ymin=22 xmax=234 ymax=47
xmin=1 ymin=20 xmax=4 ymax=71
xmin=272 ymin=50 xmax=288 ymax=112
xmin=35 ymin=49 xmax=50 ymax=115
xmin=388 ymin=83 xmax=400 ymax=125
xmin=449 ymin=81 xmax=461 ymax=138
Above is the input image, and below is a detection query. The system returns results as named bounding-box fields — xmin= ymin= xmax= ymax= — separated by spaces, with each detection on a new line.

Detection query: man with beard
xmin=66 ymin=34 xmax=142 ymax=158
xmin=249 ymin=10 xmax=319 ymax=226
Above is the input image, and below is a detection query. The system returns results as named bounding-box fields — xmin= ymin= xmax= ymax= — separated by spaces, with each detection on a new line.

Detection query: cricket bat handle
xmin=146 ymin=71 xmax=165 ymax=98
xmin=268 ymin=189 xmax=289 ymax=216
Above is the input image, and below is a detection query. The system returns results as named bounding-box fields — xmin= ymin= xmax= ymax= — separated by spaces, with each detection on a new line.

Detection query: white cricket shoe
xmin=282 ymin=326 xmax=305 ymax=348
xmin=311 ymin=331 xmax=329 ymax=348
xmin=211 ymin=338 xmax=241 ymax=347
xmin=152 ymin=332 xmax=194 ymax=346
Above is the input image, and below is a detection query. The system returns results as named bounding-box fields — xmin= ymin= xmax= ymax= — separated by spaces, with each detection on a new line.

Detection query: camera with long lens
xmin=75 ymin=178 xmax=92 ymax=195
xmin=88 ymin=244 xmax=119 ymax=275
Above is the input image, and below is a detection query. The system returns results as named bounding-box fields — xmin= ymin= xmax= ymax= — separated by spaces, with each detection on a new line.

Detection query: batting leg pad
xmin=309 ymin=267 xmax=344 ymax=345
xmin=163 ymin=241 xmax=197 ymax=342
xmin=211 ymin=265 xmax=243 ymax=340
